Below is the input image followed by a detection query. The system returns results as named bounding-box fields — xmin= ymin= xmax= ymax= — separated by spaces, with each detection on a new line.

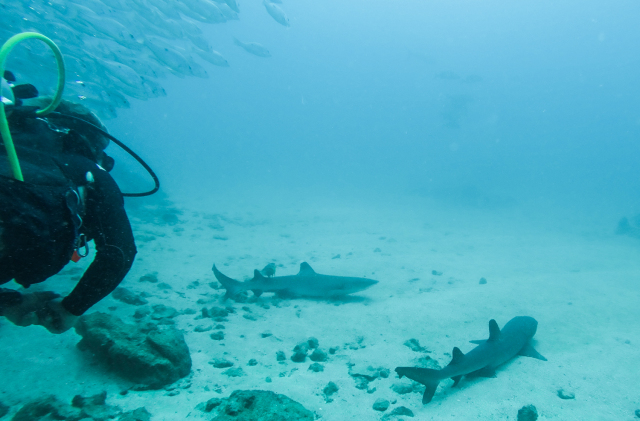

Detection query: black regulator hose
xmin=48 ymin=112 xmax=160 ymax=197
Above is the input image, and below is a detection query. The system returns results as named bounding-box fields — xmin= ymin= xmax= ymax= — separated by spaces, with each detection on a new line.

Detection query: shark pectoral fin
xmin=469 ymin=339 xmax=486 ymax=345
xmin=519 ymin=343 xmax=547 ymax=361
xmin=422 ymin=383 xmax=438 ymax=404
xmin=251 ymin=289 xmax=263 ymax=297
xmin=298 ymin=262 xmax=316 ymax=276
xmin=488 ymin=319 xmax=501 ymax=341
xmin=467 ymin=366 xmax=496 ymax=378
xmin=451 ymin=375 xmax=463 ymax=387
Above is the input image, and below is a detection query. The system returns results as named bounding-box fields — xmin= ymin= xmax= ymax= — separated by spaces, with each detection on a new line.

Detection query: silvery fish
xmin=233 ymin=37 xmax=271 ymax=57
xmin=263 ymin=0 xmax=290 ymax=27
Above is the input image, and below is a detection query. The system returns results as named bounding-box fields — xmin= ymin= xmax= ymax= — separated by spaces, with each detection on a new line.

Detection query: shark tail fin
xmin=212 ymin=265 xmax=245 ymax=299
xmin=395 ymin=367 xmax=440 ymax=405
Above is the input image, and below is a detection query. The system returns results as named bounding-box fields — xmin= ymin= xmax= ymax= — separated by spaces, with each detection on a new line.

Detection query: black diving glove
xmin=33 ymin=298 xmax=79 ymax=334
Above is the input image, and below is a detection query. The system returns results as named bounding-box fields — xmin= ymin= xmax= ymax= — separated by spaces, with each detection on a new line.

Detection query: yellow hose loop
xmin=0 ymin=32 xmax=66 ymax=180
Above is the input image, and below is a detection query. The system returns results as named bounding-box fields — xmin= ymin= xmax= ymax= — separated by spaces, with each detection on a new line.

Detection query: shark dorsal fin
xmin=447 ymin=347 xmax=465 ymax=366
xmin=253 ymin=269 xmax=267 ymax=281
xmin=298 ymin=262 xmax=316 ymax=276
xmin=488 ymin=319 xmax=501 ymax=341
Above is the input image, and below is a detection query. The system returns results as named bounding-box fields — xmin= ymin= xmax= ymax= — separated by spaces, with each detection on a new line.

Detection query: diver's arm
xmin=61 ymin=165 xmax=136 ymax=316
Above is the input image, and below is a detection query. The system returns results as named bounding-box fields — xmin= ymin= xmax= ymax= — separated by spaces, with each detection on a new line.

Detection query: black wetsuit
xmin=0 ymin=113 xmax=136 ymax=316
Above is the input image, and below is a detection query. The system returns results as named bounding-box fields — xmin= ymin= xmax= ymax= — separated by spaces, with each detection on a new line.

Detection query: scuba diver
xmin=0 ymin=71 xmax=138 ymax=334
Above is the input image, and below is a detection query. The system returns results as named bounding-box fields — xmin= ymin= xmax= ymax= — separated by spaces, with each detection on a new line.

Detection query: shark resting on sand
xmin=395 ymin=316 xmax=547 ymax=404
xmin=212 ymin=262 xmax=378 ymax=299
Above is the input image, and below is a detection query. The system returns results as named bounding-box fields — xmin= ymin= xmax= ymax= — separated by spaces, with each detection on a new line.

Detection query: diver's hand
xmin=2 ymin=291 xmax=60 ymax=327
xmin=34 ymin=298 xmax=78 ymax=334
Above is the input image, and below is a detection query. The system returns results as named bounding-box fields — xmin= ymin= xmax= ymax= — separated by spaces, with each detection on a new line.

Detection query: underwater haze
xmin=108 ymin=0 xmax=640 ymax=218
xmin=3 ymin=0 xmax=640 ymax=420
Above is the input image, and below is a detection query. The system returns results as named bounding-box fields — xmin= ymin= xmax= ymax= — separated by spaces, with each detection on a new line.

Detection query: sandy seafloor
xmin=1 ymin=188 xmax=639 ymax=421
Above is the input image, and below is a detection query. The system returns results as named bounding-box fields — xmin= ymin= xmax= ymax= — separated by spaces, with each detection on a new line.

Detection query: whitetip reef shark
xmin=212 ymin=262 xmax=378 ymax=299
xmin=395 ymin=316 xmax=546 ymax=404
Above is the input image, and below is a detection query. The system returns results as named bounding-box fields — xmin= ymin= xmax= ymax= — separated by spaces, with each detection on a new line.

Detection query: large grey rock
xmin=75 ymin=312 xmax=191 ymax=388
xmin=211 ymin=390 xmax=314 ymax=421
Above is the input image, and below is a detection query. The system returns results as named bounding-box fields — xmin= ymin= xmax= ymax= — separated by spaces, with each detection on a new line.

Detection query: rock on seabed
xmin=75 ymin=312 xmax=191 ymax=388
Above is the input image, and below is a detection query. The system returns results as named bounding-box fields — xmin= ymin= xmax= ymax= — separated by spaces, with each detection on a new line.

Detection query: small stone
xmin=196 ymin=398 xmax=222 ymax=413
xmin=139 ymin=273 xmax=158 ymax=283
xmin=247 ymin=359 xmax=258 ymax=366
xmin=204 ymin=306 xmax=229 ymax=319
xmin=307 ymin=337 xmax=319 ymax=349
xmin=332 ymin=254 xmax=341 ymax=259
xmin=223 ymin=367 xmax=245 ymax=377
xmin=112 ymin=288 xmax=148 ymax=306
xmin=194 ymin=325 xmax=212 ymax=332
xmin=374 ymin=248 xmax=382 ymax=252
xmin=329 ymin=347 xmax=338 ymax=354
xmin=323 ymin=382 xmax=339 ymax=396
xmin=403 ymin=338 xmax=428 ymax=352
xmin=635 ymin=409 xmax=640 ymax=418
xmin=261 ymin=331 xmax=273 ymax=338
xmin=308 ymin=363 xmax=324 ymax=372
xmin=372 ymin=398 xmax=390 ymax=412
xmin=210 ymin=331 xmax=225 ymax=341
xmin=260 ymin=263 xmax=277 ymax=277
xmin=210 ymin=358 xmax=234 ymax=368
xmin=517 ymin=404 xmax=538 ymax=421
xmin=557 ymin=389 xmax=575 ymax=400
xmin=71 ymin=391 xmax=107 ymax=407
xmin=119 ymin=407 xmax=152 ymax=421
xmin=157 ymin=282 xmax=172 ymax=290
xmin=265 ymin=377 xmax=272 ymax=383
xmin=243 ymin=313 xmax=258 ymax=321
xmin=391 ymin=383 xmax=414 ymax=394
xmin=276 ymin=351 xmax=286 ymax=361
xmin=151 ymin=304 xmax=178 ymax=320
xmin=309 ymin=348 xmax=328 ymax=362
xmin=479 ymin=277 xmax=487 ymax=284
xmin=294 ymin=341 xmax=310 ymax=354
xmin=389 ymin=406 xmax=414 ymax=417
xmin=431 ymin=270 xmax=443 ymax=276
xmin=291 ymin=351 xmax=306 ymax=363
xmin=133 ymin=307 xmax=150 ymax=319
xmin=182 ymin=308 xmax=197 ymax=315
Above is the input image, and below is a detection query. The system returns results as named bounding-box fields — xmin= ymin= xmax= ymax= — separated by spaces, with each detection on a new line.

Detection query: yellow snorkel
xmin=0 ymin=32 xmax=66 ymax=181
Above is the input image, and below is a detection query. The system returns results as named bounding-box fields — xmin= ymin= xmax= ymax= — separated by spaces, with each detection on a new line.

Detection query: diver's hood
xmin=2 ymin=70 xmax=39 ymax=117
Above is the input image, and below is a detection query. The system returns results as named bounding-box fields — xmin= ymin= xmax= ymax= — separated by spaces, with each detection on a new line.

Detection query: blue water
xmin=106 ymin=0 xmax=640 ymax=220
xmin=2 ymin=0 xmax=640 ymax=419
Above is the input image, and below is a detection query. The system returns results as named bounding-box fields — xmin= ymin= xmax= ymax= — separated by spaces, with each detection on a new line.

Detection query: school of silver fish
xmin=0 ymin=0 xmax=290 ymax=118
